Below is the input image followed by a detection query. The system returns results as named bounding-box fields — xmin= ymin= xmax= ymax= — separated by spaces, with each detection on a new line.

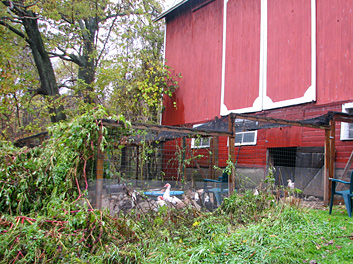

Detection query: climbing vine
xmin=0 ymin=107 xmax=130 ymax=214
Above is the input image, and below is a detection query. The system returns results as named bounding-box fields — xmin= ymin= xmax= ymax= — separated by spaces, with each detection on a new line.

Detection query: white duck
xmin=287 ymin=179 xmax=295 ymax=189
xmin=163 ymin=183 xmax=185 ymax=208
xmin=287 ymin=179 xmax=296 ymax=197
xmin=156 ymin=196 xmax=167 ymax=207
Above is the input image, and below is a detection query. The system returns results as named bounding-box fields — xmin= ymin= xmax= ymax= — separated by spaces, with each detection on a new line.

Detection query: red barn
xmin=157 ymin=0 xmax=353 ymax=198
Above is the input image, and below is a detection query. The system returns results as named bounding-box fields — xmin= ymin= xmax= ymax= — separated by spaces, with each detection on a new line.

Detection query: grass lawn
xmin=135 ymin=205 xmax=353 ymax=264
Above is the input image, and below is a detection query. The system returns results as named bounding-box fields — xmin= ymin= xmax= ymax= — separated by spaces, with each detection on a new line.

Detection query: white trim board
xmin=220 ymin=0 xmax=316 ymax=115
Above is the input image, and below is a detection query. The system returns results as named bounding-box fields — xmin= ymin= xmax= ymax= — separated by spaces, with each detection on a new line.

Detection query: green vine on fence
xmin=0 ymin=106 xmax=130 ymax=214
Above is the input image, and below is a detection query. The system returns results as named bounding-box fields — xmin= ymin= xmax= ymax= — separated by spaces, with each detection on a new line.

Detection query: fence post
xmin=228 ymin=114 xmax=236 ymax=195
xmin=324 ymin=119 xmax=335 ymax=205
xmin=96 ymin=126 xmax=104 ymax=209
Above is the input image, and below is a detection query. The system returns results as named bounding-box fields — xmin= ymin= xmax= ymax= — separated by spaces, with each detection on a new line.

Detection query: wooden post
xmin=228 ymin=114 xmax=236 ymax=195
xmin=96 ymin=133 xmax=104 ymax=209
xmin=210 ymin=136 xmax=219 ymax=180
xmin=39 ymin=134 xmax=45 ymax=145
xmin=135 ymin=146 xmax=139 ymax=181
xmin=324 ymin=119 xmax=335 ymax=205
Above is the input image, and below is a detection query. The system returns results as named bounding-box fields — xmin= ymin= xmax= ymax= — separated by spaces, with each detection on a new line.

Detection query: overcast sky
xmin=162 ymin=0 xmax=181 ymax=11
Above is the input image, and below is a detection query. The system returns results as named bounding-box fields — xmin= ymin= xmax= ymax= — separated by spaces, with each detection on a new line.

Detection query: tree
xmin=44 ymin=0 xmax=165 ymax=105
xmin=0 ymin=0 xmax=66 ymax=122
xmin=0 ymin=25 xmax=50 ymax=140
xmin=0 ymin=0 xmax=178 ymax=136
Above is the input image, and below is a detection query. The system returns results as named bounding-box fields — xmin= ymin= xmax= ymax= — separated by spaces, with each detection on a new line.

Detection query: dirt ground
xmin=300 ymin=200 xmax=326 ymax=210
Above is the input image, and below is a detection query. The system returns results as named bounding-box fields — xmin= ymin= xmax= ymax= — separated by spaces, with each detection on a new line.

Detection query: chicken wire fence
xmin=90 ymin=129 xmax=232 ymax=214
xmin=11 ymin=112 xmax=353 ymax=213
xmin=88 ymin=113 xmax=346 ymax=213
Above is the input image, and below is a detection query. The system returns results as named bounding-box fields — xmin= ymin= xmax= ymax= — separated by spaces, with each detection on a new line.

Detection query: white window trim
xmin=191 ymin=137 xmax=211 ymax=148
xmin=220 ymin=0 xmax=316 ymax=115
xmin=226 ymin=130 xmax=258 ymax=147
xmin=233 ymin=119 xmax=258 ymax=146
xmin=234 ymin=131 xmax=258 ymax=146
xmin=340 ymin=102 xmax=353 ymax=140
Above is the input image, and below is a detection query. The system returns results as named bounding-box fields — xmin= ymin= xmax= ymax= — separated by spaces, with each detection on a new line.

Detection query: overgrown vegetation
xmin=0 ymin=107 xmax=129 ymax=214
xmin=1 ymin=110 xmax=353 ymax=263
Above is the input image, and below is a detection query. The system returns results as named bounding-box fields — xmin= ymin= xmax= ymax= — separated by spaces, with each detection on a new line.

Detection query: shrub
xmin=217 ymin=190 xmax=275 ymax=224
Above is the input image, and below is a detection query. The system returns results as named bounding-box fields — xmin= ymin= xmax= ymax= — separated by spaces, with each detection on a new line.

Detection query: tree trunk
xmin=22 ymin=14 xmax=66 ymax=122
xmin=77 ymin=18 xmax=98 ymax=104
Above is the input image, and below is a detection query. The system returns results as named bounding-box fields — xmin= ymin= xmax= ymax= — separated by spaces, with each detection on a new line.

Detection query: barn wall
xmin=266 ymin=0 xmax=312 ymax=104
xmin=162 ymin=0 xmax=353 ymax=192
xmin=224 ymin=0 xmax=261 ymax=110
xmin=162 ymin=0 xmax=224 ymax=125
xmin=316 ymin=0 xmax=353 ymax=104
xmin=163 ymin=0 xmax=353 ymax=123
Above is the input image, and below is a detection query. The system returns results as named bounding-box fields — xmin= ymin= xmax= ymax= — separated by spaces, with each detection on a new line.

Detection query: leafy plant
xmin=217 ymin=190 xmax=275 ymax=224
xmin=0 ymin=107 xmax=130 ymax=214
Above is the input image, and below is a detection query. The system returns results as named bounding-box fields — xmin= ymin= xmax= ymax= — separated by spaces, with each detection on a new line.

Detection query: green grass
xmin=136 ymin=205 xmax=353 ymax=264
xmin=1 ymin=197 xmax=353 ymax=263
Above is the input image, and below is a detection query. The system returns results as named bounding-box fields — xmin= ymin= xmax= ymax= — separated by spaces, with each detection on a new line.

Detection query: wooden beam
xmin=324 ymin=119 xmax=335 ymax=205
xmin=331 ymin=113 xmax=353 ymax=123
xmin=96 ymin=128 xmax=104 ymax=209
xmin=101 ymin=120 xmax=233 ymax=138
xmin=210 ymin=136 xmax=219 ymax=180
xmin=228 ymin=114 xmax=236 ymax=195
xmin=234 ymin=113 xmax=330 ymax=129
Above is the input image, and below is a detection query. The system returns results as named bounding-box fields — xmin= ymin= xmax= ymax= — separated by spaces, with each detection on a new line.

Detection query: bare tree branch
xmin=96 ymin=15 xmax=118 ymax=67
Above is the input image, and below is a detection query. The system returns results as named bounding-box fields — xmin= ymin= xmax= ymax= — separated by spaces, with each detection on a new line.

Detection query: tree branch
xmin=96 ymin=16 xmax=118 ymax=67
xmin=103 ymin=11 xmax=135 ymax=21
xmin=59 ymin=79 xmax=77 ymax=89
xmin=59 ymin=12 xmax=74 ymax=24
xmin=50 ymin=47 xmax=84 ymax=66
xmin=0 ymin=20 xmax=28 ymax=42
xmin=23 ymin=0 xmax=39 ymax=9
xmin=0 ymin=15 xmax=22 ymax=24
xmin=2 ymin=0 xmax=39 ymax=20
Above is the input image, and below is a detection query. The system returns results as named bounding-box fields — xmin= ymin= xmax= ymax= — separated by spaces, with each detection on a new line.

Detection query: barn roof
xmin=154 ymin=0 xmax=189 ymax=21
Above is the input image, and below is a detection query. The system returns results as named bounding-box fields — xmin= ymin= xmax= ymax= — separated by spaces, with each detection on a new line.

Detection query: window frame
xmin=234 ymin=130 xmax=258 ymax=146
xmin=191 ymin=123 xmax=212 ymax=149
xmin=191 ymin=137 xmax=211 ymax=149
xmin=340 ymin=102 xmax=353 ymax=140
xmin=233 ymin=119 xmax=258 ymax=146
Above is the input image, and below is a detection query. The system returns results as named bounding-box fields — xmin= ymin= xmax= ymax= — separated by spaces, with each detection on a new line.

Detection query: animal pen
xmin=91 ymin=111 xmax=353 ymax=213
xmin=14 ymin=112 xmax=353 ymax=212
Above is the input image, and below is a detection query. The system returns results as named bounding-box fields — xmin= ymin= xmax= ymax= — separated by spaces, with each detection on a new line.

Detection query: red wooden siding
xmin=316 ymin=0 xmax=353 ymax=104
xmin=162 ymin=0 xmax=223 ymax=126
xmin=224 ymin=0 xmax=261 ymax=110
xmin=161 ymin=0 xmax=353 ymax=172
xmin=266 ymin=0 xmax=312 ymax=103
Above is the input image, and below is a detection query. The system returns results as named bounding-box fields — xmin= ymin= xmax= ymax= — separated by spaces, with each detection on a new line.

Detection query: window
xmin=191 ymin=123 xmax=211 ymax=148
xmin=234 ymin=119 xmax=257 ymax=146
xmin=191 ymin=137 xmax=211 ymax=148
xmin=340 ymin=103 xmax=353 ymax=140
xmin=234 ymin=131 xmax=257 ymax=146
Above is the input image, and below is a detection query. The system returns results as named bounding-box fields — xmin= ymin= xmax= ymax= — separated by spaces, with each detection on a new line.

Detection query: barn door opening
xmin=267 ymin=147 xmax=297 ymax=186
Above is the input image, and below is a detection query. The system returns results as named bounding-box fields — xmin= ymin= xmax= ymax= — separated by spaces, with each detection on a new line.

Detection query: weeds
xmin=1 ymin=109 xmax=353 ymax=263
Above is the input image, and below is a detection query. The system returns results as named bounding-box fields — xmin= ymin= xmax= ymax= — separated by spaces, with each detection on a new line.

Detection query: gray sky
xmin=163 ymin=0 xmax=181 ymax=11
